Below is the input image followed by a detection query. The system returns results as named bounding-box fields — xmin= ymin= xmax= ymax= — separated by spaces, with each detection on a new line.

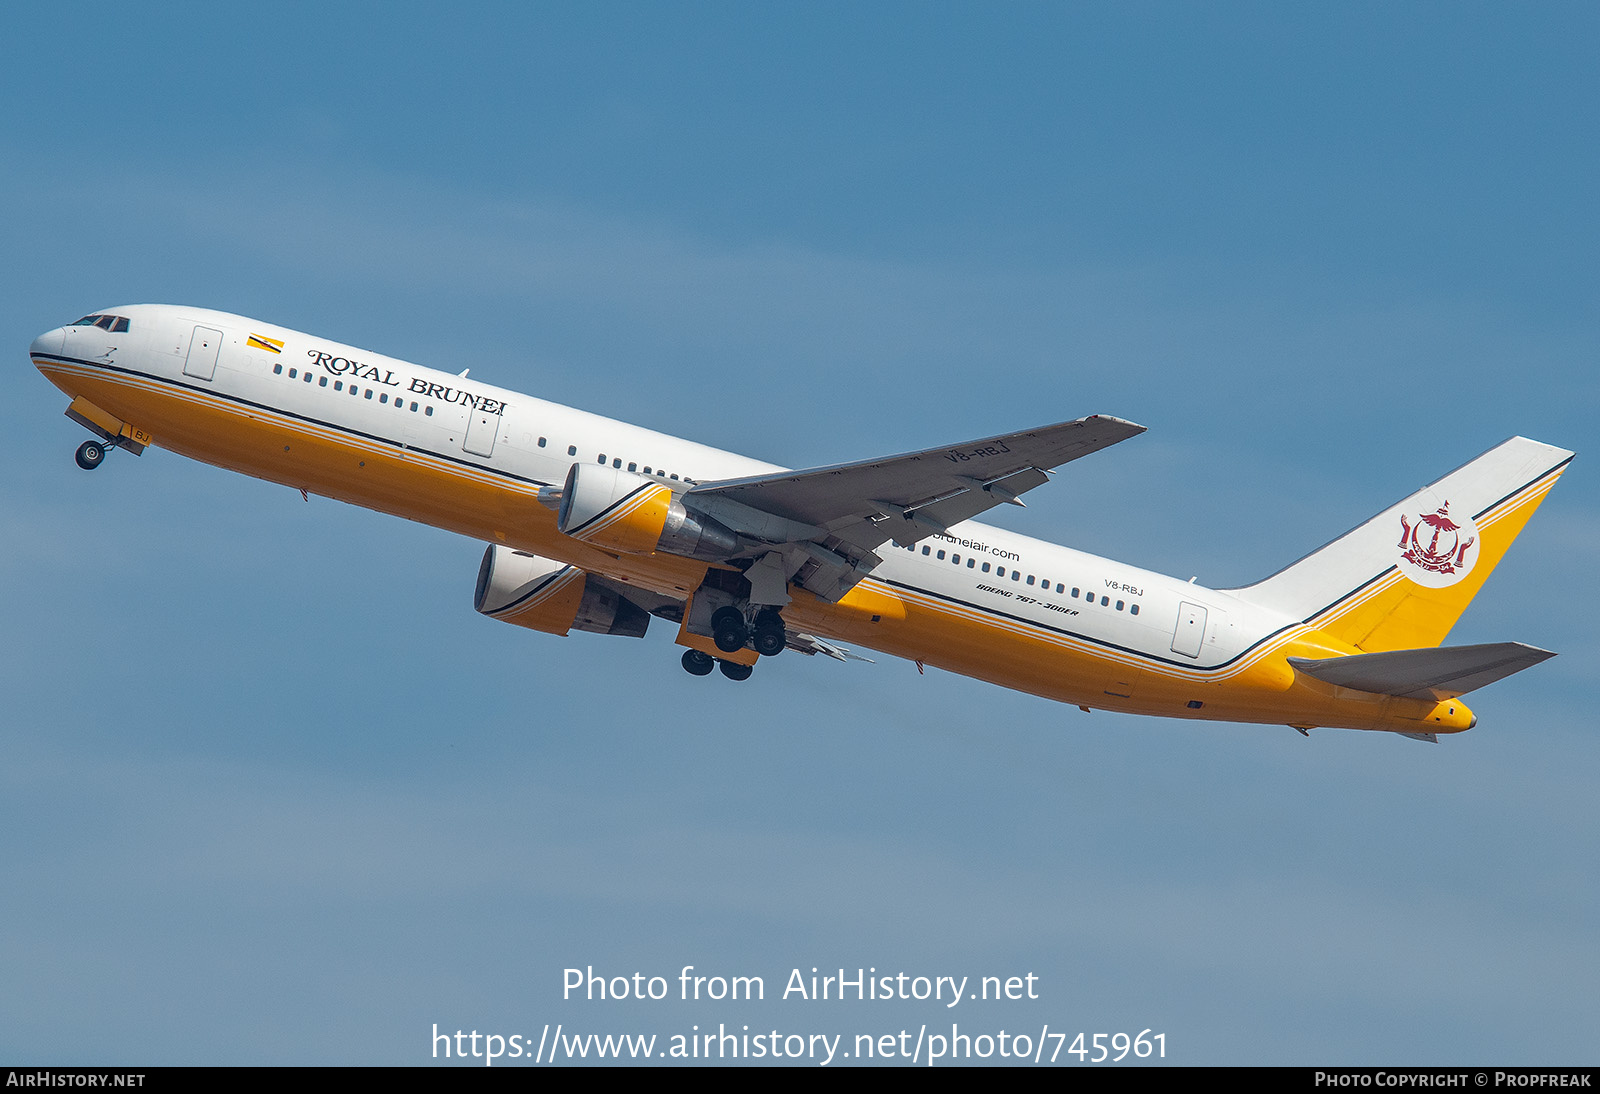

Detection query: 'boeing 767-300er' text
xmin=31 ymin=305 xmax=1573 ymax=742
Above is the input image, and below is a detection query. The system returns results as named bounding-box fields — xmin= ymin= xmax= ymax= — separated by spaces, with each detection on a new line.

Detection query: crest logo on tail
xmin=1397 ymin=501 xmax=1479 ymax=588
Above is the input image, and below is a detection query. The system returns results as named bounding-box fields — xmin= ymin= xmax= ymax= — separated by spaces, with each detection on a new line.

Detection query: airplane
xmin=30 ymin=304 xmax=1573 ymax=742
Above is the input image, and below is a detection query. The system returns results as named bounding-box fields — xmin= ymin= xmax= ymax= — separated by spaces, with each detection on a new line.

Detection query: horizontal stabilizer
xmin=1288 ymin=642 xmax=1555 ymax=701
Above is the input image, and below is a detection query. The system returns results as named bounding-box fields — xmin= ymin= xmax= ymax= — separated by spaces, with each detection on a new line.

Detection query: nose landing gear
xmin=75 ymin=440 xmax=107 ymax=470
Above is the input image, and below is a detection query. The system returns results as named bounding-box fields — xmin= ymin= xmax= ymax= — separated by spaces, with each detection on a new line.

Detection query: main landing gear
xmin=680 ymin=648 xmax=753 ymax=681
xmin=711 ymin=606 xmax=787 ymax=656
xmin=683 ymin=605 xmax=787 ymax=682
xmin=711 ymin=606 xmax=748 ymax=653
xmin=751 ymin=610 xmax=786 ymax=657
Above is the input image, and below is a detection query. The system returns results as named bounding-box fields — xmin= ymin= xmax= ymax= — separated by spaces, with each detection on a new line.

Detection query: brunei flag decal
xmin=247 ymin=333 xmax=284 ymax=354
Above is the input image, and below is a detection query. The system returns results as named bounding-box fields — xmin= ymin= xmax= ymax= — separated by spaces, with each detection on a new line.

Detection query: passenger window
xmin=1011 ymin=571 xmax=1020 ymax=581
xmin=303 ymin=372 xmax=312 ymax=383
xmin=1026 ymin=575 xmax=1035 ymax=585
xmin=642 ymin=465 xmax=651 ymax=473
xmin=1101 ymin=595 xmax=1110 ymax=606
xmin=1071 ymin=588 xmax=1080 ymax=598
xmin=598 ymin=454 xmax=607 ymax=463
xmin=1116 ymin=600 xmax=1124 ymax=611
xmin=613 ymin=458 xmax=622 ymax=468
xmin=937 ymin=550 xmax=946 ymax=560
xmin=380 ymin=393 xmax=388 ymax=403
xmin=996 ymin=568 xmax=1005 ymax=578
xmin=410 ymin=401 xmax=418 ymax=411
xmin=1055 ymin=583 xmax=1064 ymax=593
xmin=670 ymin=474 xmax=679 ymax=480
xmin=425 ymin=406 xmax=433 ymax=416
xmin=319 ymin=376 xmax=328 ymax=387
xmin=967 ymin=558 xmax=975 ymax=568
xmin=365 ymin=390 xmax=372 ymax=399
xmin=628 ymin=462 xmax=637 ymax=472
xmin=289 ymin=368 xmax=297 ymax=379
xmin=274 ymin=364 xmax=283 ymax=375
xmin=981 ymin=562 xmax=990 ymax=572
xmin=539 ymin=437 xmax=547 ymax=448
xmin=568 ymin=445 xmax=577 ymax=456
xmin=334 ymin=380 xmax=342 ymax=391
xmin=1130 ymin=604 xmax=1139 ymax=616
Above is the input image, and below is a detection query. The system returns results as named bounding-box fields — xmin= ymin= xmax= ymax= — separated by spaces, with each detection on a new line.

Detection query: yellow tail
xmin=1231 ymin=438 xmax=1572 ymax=652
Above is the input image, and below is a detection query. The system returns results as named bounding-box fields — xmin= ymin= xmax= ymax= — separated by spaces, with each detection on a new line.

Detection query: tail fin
xmin=1230 ymin=437 xmax=1573 ymax=652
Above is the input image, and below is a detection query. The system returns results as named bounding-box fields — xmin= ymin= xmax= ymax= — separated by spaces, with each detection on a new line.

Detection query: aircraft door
xmin=1172 ymin=602 xmax=1207 ymax=658
xmin=463 ymin=406 xmax=500 ymax=457
xmin=183 ymin=326 xmax=223 ymax=381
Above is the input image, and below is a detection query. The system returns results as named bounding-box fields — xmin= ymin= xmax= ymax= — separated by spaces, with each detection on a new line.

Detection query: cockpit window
xmin=72 ymin=314 xmax=131 ymax=332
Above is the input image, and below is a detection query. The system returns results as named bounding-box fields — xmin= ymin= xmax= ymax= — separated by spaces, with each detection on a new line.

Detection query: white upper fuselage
xmin=29 ymin=305 xmax=1299 ymax=677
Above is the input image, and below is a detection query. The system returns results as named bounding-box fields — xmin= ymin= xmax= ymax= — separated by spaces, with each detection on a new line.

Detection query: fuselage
xmin=30 ymin=304 xmax=1478 ymax=735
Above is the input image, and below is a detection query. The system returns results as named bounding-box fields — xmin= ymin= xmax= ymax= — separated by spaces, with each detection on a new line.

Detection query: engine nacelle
xmin=474 ymin=544 xmax=649 ymax=638
xmin=554 ymin=463 xmax=741 ymax=561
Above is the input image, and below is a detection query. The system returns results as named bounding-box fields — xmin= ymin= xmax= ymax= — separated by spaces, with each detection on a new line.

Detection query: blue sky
xmin=2 ymin=2 xmax=1596 ymax=1065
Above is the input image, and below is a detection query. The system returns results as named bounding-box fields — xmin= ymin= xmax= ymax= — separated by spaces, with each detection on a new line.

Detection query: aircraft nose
xmin=31 ymin=327 xmax=65 ymax=358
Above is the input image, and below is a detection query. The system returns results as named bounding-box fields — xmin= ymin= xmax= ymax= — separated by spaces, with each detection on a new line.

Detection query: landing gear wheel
xmin=711 ymin=605 xmax=749 ymax=653
xmin=718 ymin=659 xmax=753 ymax=682
xmin=752 ymin=611 xmax=786 ymax=657
xmin=75 ymin=440 xmax=106 ymax=470
xmin=681 ymin=649 xmax=715 ymax=676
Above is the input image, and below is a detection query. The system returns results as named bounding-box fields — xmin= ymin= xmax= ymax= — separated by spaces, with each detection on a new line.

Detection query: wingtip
xmin=1083 ymin=414 xmax=1146 ymax=430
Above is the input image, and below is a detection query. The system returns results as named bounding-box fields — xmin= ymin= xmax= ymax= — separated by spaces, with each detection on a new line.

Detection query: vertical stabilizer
xmin=1229 ymin=437 xmax=1572 ymax=652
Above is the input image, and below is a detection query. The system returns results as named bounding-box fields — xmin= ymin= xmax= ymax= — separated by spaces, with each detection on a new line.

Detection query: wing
xmin=684 ymin=414 xmax=1144 ymax=601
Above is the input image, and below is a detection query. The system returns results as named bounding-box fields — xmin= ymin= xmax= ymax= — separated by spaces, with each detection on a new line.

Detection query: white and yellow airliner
xmin=31 ymin=305 xmax=1573 ymax=741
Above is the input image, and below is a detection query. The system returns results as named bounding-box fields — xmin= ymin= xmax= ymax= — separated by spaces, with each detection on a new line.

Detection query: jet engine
xmin=550 ymin=463 xmax=741 ymax=561
xmin=474 ymin=544 xmax=649 ymax=637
